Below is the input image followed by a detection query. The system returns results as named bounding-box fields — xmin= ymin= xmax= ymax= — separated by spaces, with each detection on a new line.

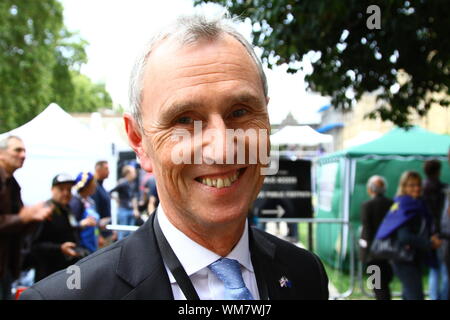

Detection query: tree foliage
xmin=0 ymin=0 xmax=112 ymax=133
xmin=195 ymin=0 xmax=450 ymax=127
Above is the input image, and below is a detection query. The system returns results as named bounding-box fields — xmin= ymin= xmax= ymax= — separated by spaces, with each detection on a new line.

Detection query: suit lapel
xmin=116 ymin=214 xmax=174 ymax=300
xmin=250 ymin=227 xmax=296 ymax=300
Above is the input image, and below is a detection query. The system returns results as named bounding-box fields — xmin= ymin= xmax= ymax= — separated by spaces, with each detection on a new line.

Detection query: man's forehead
xmin=146 ymin=33 xmax=256 ymax=75
xmin=53 ymin=183 xmax=73 ymax=190
xmin=8 ymin=138 xmax=25 ymax=150
xmin=142 ymin=34 xmax=263 ymax=105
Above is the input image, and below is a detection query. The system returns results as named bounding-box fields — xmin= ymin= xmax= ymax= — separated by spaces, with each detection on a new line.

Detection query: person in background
xmin=31 ymin=174 xmax=83 ymax=282
xmin=423 ymin=159 xmax=448 ymax=300
xmin=110 ymin=165 xmax=139 ymax=240
xmin=143 ymin=174 xmax=159 ymax=215
xmin=375 ymin=171 xmax=441 ymax=300
xmin=438 ymin=149 xmax=450 ymax=299
xmin=359 ymin=175 xmax=393 ymax=300
xmin=69 ymin=172 xmax=99 ymax=254
xmin=91 ymin=161 xmax=116 ymax=248
xmin=0 ymin=136 xmax=52 ymax=299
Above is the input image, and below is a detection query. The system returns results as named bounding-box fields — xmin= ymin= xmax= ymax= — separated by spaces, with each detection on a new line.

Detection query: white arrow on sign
xmin=261 ymin=205 xmax=285 ymax=218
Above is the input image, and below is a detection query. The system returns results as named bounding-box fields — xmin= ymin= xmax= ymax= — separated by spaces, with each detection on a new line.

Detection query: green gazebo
xmin=314 ymin=126 xmax=450 ymax=269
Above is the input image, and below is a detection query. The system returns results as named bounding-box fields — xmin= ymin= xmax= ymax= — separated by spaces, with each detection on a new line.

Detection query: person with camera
xmin=30 ymin=174 xmax=90 ymax=282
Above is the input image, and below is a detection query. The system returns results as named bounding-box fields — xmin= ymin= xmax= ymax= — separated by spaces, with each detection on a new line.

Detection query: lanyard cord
xmin=153 ymin=215 xmax=200 ymax=300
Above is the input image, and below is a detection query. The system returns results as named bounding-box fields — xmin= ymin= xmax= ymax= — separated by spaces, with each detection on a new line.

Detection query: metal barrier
xmin=256 ymin=218 xmax=356 ymax=300
xmin=106 ymin=224 xmax=139 ymax=232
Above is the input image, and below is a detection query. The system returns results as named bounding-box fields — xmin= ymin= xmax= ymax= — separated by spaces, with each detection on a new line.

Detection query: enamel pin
xmin=279 ymin=276 xmax=292 ymax=288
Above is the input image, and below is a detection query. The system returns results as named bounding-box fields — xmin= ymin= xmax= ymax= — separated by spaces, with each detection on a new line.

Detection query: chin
xmin=195 ymin=204 xmax=248 ymax=226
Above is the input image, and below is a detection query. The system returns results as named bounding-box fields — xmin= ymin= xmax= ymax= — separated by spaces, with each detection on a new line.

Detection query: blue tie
xmin=208 ymin=258 xmax=254 ymax=300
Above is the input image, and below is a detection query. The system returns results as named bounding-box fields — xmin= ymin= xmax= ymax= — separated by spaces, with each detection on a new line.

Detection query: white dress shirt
xmin=156 ymin=206 xmax=260 ymax=300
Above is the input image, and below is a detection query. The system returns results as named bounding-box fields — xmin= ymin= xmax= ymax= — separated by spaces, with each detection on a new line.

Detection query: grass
xmin=323 ymin=262 xmax=432 ymax=300
xmin=295 ymin=223 xmax=431 ymax=300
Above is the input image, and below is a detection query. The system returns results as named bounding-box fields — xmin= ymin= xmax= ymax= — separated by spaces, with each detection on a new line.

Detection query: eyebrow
xmin=161 ymin=91 xmax=265 ymax=123
xmin=228 ymin=91 xmax=265 ymax=108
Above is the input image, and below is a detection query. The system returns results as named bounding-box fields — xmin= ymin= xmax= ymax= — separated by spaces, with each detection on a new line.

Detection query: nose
xmin=200 ymin=116 xmax=231 ymax=165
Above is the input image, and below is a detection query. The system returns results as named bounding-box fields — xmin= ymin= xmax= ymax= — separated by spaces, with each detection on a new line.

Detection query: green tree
xmin=195 ymin=0 xmax=450 ymax=127
xmin=0 ymin=0 xmax=112 ymax=133
xmin=68 ymin=71 xmax=112 ymax=113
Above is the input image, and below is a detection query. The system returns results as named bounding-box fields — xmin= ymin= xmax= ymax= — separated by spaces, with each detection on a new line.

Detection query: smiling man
xmin=21 ymin=12 xmax=328 ymax=300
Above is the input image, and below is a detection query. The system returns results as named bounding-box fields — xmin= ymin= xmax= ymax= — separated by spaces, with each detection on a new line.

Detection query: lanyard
xmin=153 ymin=215 xmax=200 ymax=300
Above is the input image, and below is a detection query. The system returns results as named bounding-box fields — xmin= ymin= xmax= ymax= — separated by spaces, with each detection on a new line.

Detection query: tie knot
xmin=208 ymin=258 xmax=245 ymax=289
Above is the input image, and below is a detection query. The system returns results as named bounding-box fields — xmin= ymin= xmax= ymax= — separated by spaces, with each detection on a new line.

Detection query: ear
xmin=123 ymin=113 xmax=153 ymax=173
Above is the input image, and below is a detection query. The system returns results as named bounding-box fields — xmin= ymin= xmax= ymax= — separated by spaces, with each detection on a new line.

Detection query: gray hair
xmin=367 ymin=175 xmax=387 ymax=195
xmin=0 ymin=135 xmax=22 ymax=151
xmin=128 ymin=11 xmax=268 ymax=132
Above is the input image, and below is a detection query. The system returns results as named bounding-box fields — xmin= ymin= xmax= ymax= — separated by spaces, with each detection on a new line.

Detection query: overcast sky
xmin=61 ymin=0 xmax=329 ymax=124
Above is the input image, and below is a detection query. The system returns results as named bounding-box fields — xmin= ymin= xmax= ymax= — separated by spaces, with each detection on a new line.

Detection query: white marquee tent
xmin=270 ymin=125 xmax=333 ymax=146
xmin=0 ymin=104 xmax=119 ymax=205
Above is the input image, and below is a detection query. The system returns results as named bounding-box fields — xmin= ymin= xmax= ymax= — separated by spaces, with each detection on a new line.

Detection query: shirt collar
xmin=156 ymin=206 xmax=253 ymax=284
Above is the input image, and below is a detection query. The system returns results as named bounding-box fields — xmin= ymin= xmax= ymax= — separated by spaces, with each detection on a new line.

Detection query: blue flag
xmin=375 ymin=195 xmax=429 ymax=240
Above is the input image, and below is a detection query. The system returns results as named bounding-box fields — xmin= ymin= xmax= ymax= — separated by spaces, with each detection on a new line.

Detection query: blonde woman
xmin=375 ymin=171 xmax=441 ymax=300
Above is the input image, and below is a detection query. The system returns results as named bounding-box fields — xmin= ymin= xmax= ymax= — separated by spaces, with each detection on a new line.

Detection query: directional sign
xmin=261 ymin=205 xmax=286 ymax=218
xmin=252 ymin=158 xmax=313 ymax=219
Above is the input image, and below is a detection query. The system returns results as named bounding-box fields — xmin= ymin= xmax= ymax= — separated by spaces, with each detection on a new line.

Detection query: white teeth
xmin=198 ymin=170 xmax=242 ymax=188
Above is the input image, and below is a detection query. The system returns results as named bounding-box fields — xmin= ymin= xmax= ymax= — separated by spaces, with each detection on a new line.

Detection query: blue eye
xmin=177 ymin=116 xmax=193 ymax=124
xmin=232 ymin=109 xmax=248 ymax=118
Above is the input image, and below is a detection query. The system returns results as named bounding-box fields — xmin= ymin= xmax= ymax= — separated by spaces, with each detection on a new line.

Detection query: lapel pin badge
xmin=279 ymin=276 xmax=292 ymax=288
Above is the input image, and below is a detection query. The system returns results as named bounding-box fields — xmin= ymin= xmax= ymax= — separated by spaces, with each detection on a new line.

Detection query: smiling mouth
xmin=195 ymin=168 xmax=246 ymax=189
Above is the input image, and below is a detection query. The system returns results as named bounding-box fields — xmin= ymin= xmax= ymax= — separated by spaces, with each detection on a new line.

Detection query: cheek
xmin=146 ymin=131 xmax=190 ymax=189
xmin=246 ymin=118 xmax=271 ymax=165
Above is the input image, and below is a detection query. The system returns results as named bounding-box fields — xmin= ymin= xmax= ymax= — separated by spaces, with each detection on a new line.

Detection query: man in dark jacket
xmin=360 ymin=175 xmax=393 ymax=300
xmin=91 ymin=161 xmax=116 ymax=247
xmin=0 ymin=136 xmax=52 ymax=299
xmin=20 ymin=12 xmax=328 ymax=300
xmin=31 ymin=174 xmax=83 ymax=282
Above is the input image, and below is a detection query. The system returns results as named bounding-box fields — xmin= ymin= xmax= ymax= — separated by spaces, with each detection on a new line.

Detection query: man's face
xmin=98 ymin=164 xmax=110 ymax=180
xmin=126 ymin=167 xmax=136 ymax=181
xmin=0 ymin=138 xmax=26 ymax=174
xmin=51 ymin=183 xmax=73 ymax=206
xmin=131 ymin=35 xmax=270 ymax=229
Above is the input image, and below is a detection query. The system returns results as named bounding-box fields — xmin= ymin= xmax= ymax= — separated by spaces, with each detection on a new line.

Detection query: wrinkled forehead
xmin=7 ymin=138 xmax=25 ymax=151
xmin=142 ymin=34 xmax=263 ymax=108
xmin=144 ymin=32 xmax=261 ymax=86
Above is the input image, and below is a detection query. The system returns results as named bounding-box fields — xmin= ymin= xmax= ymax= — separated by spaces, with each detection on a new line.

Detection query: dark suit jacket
xmin=360 ymin=194 xmax=393 ymax=263
xmin=0 ymin=166 xmax=26 ymax=279
xmin=21 ymin=214 xmax=328 ymax=300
